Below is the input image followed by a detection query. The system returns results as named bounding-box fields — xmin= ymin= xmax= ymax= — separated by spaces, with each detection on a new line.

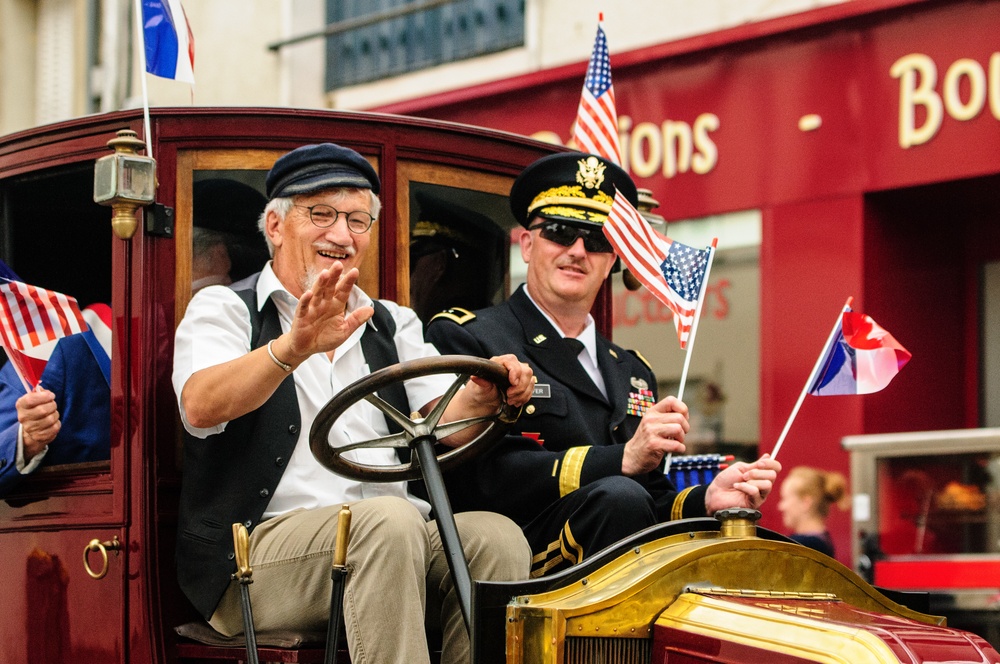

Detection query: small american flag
xmin=0 ymin=261 xmax=88 ymax=389
xmin=602 ymin=190 xmax=713 ymax=348
xmin=573 ymin=18 xmax=622 ymax=165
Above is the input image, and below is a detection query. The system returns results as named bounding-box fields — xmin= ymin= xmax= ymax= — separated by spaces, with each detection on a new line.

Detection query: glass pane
xmin=191 ymin=170 xmax=270 ymax=292
xmin=877 ymin=452 xmax=1000 ymax=555
xmin=326 ymin=0 xmax=525 ymax=89
xmin=408 ymin=181 xmax=516 ymax=324
xmin=0 ymin=162 xmax=112 ymax=493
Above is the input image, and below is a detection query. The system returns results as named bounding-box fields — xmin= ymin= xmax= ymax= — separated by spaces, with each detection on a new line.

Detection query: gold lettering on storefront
xmin=618 ymin=113 xmax=720 ymax=178
xmin=890 ymin=52 xmax=1000 ymax=148
xmin=530 ymin=112 xmax=720 ymax=182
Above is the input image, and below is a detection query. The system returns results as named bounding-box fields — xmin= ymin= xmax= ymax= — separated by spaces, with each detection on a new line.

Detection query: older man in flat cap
xmin=173 ymin=143 xmax=534 ymax=663
xmin=427 ymin=152 xmax=780 ymax=578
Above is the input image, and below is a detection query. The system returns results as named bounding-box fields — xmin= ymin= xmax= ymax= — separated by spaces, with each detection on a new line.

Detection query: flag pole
xmin=770 ymin=296 xmax=853 ymax=461
xmin=132 ymin=0 xmax=154 ymax=159
xmin=666 ymin=238 xmax=718 ymax=472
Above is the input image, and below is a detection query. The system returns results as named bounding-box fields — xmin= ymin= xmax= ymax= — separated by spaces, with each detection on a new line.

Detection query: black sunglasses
xmin=528 ymin=221 xmax=614 ymax=254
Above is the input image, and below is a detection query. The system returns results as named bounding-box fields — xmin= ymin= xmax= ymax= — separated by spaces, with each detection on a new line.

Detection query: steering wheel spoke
xmin=419 ymin=373 xmax=471 ymax=429
xmin=333 ymin=431 xmax=414 ymax=455
xmin=431 ymin=413 xmax=498 ymax=441
xmin=363 ymin=393 xmax=419 ymax=435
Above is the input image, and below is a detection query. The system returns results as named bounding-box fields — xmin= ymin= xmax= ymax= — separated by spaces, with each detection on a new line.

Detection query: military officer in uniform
xmin=426 ymin=152 xmax=781 ymax=577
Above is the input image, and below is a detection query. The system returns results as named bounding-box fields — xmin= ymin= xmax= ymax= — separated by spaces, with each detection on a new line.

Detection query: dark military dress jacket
xmin=425 ymin=285 xmax=707 ymax=527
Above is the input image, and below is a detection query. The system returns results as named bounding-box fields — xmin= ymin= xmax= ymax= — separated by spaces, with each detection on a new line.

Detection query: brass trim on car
xmin=506 ymin=530 xmax=944 ymax=663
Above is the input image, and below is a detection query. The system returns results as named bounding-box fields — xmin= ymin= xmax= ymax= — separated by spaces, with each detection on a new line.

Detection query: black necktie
xmin=564 ymin=337 xmax=585 ymax=356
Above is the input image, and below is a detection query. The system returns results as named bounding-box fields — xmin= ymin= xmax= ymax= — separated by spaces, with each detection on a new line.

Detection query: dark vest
xmin=176 ymin=275 xmax=407 ymax=619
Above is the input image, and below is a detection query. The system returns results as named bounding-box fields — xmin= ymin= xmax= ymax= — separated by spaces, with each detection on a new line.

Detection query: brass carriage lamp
xmin=93 ymin=129 xmax=156 ymax=240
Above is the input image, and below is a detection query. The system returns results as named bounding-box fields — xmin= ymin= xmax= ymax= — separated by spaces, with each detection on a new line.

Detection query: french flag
xmin=142 ymin=0 xmax=195 ymax=84
xmin=809 ymin=308 xmax=911 ymax=396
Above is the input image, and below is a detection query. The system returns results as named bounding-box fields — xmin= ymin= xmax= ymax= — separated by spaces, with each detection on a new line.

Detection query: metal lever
xmin=324 ymin=505 xmax=353 ymax=664
xmin=232 ymin=523 xmax=260 ymax=664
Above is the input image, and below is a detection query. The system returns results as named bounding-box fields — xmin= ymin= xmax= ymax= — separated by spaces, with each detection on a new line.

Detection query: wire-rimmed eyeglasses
xmin=294 ymin=204 xmax=375 ymax=233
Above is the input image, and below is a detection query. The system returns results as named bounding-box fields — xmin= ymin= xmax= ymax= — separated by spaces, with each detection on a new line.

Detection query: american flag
xmin=602 ymin=190 xmax=713 ymax=348
xmin=573 ymin=19 xmax=622 ymax=164
xmin=0 ymin=261 xmax=88 ymax=390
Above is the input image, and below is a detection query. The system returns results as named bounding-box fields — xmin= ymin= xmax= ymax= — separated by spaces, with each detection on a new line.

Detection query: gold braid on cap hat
xmin=526 ymin=155 xmax=615 ymax=220
xmin=527 ymin=186 xmax=615 ymax=218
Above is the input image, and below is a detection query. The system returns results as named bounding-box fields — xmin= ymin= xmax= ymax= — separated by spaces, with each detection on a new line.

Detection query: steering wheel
xmin=309 ymin=355 xmax=523 ymax=483
xmin=309 ymin=354 xmax=524 ymax=632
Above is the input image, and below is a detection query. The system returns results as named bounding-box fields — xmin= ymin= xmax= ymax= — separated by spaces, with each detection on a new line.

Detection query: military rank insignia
xmin=627 ymin=388 xmax=655 ymax=417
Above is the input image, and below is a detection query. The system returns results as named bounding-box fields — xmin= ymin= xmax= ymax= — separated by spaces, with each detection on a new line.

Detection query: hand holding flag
xmin=603 ymin=189 xmax=717 ymax=474
xmin=573 ymin=15 xmax=622 ymax=164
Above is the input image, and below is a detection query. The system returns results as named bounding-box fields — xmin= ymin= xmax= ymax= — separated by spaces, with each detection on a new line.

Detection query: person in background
xmin=173 ymin=143 xmax=534 ymax=664
xmin=191 ymin=227 xmax=235 ymax=292
xmin=426 ymin=152 xmax=781 ymax=578
xmin=777 ymin=465 xmax=850 ymax=558
xmin=191 ymin=178 xmax=271 ymax=291
xmin=0 ymin=304 xmax=112 ymax=497
xmin=408 ymin=192 xmax=505 ymax=325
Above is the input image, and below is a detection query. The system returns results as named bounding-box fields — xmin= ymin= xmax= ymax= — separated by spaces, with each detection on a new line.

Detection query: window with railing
xmin=325 ymin=0 xmax=524 ymax=90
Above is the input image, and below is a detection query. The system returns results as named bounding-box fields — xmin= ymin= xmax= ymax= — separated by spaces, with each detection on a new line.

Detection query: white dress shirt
xmin=173 ymin=263 xmax=453 ymax=520
xmin=523 ymin=285 xmax=608 ymax=399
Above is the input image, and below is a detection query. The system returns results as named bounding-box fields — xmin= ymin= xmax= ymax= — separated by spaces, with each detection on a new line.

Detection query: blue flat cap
xmin=509 ymin=152 xmax=637 ymax=229
xmin=266 ymin=143 xmax=380 ymax=199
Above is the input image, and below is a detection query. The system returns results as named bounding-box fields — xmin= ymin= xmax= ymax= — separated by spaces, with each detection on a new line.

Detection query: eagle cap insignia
xmin=576 ymin=156 xmax=606 ymax=190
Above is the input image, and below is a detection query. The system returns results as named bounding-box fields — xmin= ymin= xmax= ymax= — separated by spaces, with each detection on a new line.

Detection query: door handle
xmin=83 ymin=535 xmax=121 ymax=580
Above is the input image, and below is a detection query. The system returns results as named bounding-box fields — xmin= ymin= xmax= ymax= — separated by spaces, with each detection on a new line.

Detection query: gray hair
xmin=258 ymin=188 xmax=381 ymax=256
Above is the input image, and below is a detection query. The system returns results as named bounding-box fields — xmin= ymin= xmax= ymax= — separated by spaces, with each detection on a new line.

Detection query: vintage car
xmin=0 ymin=108 xmax=997 ymax=664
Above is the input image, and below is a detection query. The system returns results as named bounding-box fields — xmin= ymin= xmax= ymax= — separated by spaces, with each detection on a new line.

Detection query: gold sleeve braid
xmin=558 ymin=447 xmax=590 ymax=497
xmin=670 ymin=485 xmax=699 ymax=521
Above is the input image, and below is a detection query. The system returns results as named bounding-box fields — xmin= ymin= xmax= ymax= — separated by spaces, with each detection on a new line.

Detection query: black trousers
xmin=522 ymin=475 xmax=657 ymax=578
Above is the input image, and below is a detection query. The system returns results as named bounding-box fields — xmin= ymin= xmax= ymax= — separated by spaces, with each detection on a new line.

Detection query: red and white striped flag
xmin=602 ymin=190 xmax=714 ymax=348
xmin=572 ymin=16 xmax=622 ymax=164
xmin=0 ymin=264 xmax=87 ymax=390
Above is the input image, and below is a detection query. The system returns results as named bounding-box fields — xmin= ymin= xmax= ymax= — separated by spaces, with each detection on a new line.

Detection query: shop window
xmin=325 ymin=0 xmax=525 ymax=90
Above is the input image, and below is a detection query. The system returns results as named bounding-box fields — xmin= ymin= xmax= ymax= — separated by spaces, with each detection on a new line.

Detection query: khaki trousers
xmin=210 ymin=496 xmax=530 ymax=664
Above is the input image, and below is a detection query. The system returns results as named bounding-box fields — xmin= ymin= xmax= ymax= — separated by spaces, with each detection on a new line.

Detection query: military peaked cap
xmin=509 ymin=152 xmax=637 ymax=229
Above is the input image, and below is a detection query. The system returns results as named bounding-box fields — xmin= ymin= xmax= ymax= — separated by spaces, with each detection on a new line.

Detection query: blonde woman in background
xmin=778 ymin=466 xmax=850 ymax=557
